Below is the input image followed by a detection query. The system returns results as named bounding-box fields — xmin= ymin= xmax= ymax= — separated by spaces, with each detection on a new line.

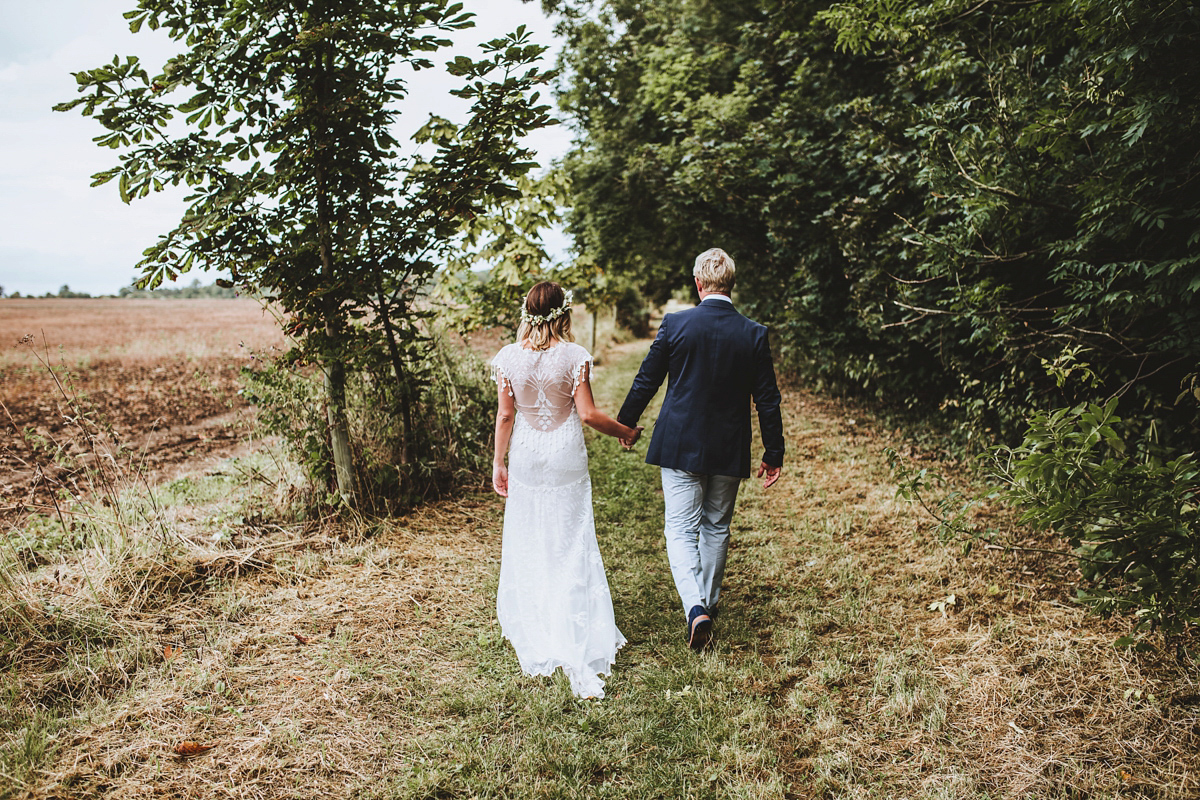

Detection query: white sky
xmin=0 ymin=0 xmax=571 ymax=297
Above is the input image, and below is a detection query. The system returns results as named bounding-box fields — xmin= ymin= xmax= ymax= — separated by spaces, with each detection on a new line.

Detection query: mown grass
xmin=352 ymin=343 xmax=809 ymax=799
xmin=3 ymin=340 xmax=1197 ymax=799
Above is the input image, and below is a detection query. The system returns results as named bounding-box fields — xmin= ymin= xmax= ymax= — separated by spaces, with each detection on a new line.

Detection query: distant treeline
xmin=1 ymin=280 xmax=239 ymax=299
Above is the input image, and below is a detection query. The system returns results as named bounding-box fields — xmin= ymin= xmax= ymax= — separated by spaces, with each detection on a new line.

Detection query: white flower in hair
xmin=521 ymin=290 xmax=574 ymax=325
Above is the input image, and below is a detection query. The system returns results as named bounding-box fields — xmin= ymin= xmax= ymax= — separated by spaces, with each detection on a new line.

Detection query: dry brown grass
xmin=9 ymin=489 xmax=502 ymax=800
xmin=742 ymin=388 xmax=1200 ymax=798
xmin=4 ymin=327 xmax=1197 ymax=800
xmin=0 ymin=299 xmax=285 ymax=368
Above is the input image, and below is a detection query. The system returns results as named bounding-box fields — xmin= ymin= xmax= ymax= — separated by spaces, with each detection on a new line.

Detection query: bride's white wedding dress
xmin=491 ymin=341 xmax=626 ymax=698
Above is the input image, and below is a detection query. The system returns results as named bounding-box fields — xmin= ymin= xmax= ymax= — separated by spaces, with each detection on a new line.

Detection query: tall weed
xmin=241 ymin=330 xmax=492 ymax=514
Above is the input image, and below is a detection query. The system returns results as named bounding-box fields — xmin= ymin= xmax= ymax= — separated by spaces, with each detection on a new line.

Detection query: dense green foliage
xmin=549 ymin=0 xmax=1199 ymax=635
xmin=549 ymin=0 xmax=1199 ymax=441
xmin=241 ymin=333 xmax=493 ymax=511
xmin=991 ymin=398 xmax=1199 ymax=638
xmin=58 ymin=1 xmax=554 ymax=507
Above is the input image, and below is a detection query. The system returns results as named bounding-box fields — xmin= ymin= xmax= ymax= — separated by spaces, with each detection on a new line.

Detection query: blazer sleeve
xmin=617 ymin=315 xmax=670 ymax=427
xmin=753 ymin=328 xmax=785 ymax=467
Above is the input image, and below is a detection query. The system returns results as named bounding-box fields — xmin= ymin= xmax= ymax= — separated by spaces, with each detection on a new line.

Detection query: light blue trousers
xmin=661 ymin=467 xmax=742 ymax=615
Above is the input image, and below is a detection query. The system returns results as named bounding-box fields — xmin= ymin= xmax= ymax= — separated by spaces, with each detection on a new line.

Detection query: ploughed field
xmin=1 ymin=298 xmax=286 ymax=519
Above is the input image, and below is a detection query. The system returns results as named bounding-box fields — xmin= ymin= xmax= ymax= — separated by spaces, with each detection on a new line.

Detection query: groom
xmin=617 ymin=248 xmax=785 ymax=650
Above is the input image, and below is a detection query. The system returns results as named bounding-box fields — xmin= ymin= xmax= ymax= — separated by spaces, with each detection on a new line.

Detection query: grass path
xmin=7 ymin=340 xmax=1198 ymax=799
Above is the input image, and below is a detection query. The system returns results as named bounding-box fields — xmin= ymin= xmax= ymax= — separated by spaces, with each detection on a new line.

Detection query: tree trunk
xmin=323 ymin=357 xmax=356 ymax=503
xmin=315 ymin=39 xmax=355 ymax=506
xmin=373 ymin=263 xmax=413 ymax=466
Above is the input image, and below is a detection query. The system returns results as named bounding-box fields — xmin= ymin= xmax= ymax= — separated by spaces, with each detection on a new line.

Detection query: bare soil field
xmin=1 ymin=298 xmax=286 ymax=519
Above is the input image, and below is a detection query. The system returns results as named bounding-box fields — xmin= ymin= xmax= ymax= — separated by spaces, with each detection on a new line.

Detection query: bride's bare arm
xmin=575 ymin=372 xmax=642 ymax=445
xmin=493 ymin=379 xmax=516 ymax=496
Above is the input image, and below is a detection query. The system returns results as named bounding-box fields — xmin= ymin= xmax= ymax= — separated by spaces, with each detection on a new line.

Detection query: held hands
xmin=492 ymin=462 xmax=509 ymax=497
xmin=620 ymin=426 xmax=644 ymax=450
xmin=757 ymin=462 xmax=782 ymax=489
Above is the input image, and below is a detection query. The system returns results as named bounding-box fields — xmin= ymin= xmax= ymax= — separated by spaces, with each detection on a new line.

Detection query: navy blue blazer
xmin=617 ymin=298 xmax=785 ymax=478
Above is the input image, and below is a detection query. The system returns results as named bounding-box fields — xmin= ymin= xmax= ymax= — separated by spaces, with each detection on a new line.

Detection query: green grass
xmin=359 ymin=350 xmax=795 ymax=800
xmin=5 ymin=344 xmax=1197 ymax=800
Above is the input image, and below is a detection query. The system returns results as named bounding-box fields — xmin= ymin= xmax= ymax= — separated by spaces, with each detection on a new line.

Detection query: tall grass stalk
xmin=1 ymin=344 xmax=295 ymax=792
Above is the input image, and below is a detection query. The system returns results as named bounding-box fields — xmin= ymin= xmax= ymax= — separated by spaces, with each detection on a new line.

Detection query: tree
xmin=549 ymin=0 xmax=1200 ymax=634
xmin=816 ymin=0 xmax=1200 ymax=438
xmin=547 ymin=0 xmax=911 ymax=383
xmin=58 ymin=0 xmax=555 ymax=506
xmin=549 ymin=0 xmax=1200 ymax=442
xmin=434 ymin=169 xmax=590 ymax=333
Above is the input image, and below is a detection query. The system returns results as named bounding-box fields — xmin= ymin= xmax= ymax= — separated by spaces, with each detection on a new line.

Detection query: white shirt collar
xmin=703 ymin=294 xmax=733 ymax=304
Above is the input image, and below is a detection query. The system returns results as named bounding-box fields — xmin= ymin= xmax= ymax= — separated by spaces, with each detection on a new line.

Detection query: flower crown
xmin=520 ymin=290 xmax=573 ymax=326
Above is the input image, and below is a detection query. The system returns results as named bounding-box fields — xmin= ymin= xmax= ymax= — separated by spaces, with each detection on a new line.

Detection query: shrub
xmin=989 ymin=398 xmax=1199 ymax=641
xmin=613 ymin=286 xmax=652 ymax=339
xmin=241 ymin=331 xmax=493 ymax=514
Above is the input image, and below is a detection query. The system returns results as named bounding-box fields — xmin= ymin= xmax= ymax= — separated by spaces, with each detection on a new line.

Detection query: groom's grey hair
xmin=693 ymin=248 xmax=735 ymax=294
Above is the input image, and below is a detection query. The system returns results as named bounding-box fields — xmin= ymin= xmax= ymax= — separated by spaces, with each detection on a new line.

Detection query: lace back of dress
xmin=492 ymin=343 xmax=593 ymax=433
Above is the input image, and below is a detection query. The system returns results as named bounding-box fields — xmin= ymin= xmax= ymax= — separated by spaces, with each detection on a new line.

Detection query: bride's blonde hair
xmin=517 ymin=281 xmax=574 ymax=350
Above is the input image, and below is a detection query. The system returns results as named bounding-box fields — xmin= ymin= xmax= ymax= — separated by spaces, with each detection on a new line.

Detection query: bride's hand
xmin=492 ymin=462 xmax=509 ymax=497
xmin=620 ymin=426 xmax=644 ymax=450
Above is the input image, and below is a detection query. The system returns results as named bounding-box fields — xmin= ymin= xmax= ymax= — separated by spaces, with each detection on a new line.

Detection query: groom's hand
xmin=757 ymin=462 xmax=782 ymax=489
xmin=620 ymin=426 xmax=644 ymax=450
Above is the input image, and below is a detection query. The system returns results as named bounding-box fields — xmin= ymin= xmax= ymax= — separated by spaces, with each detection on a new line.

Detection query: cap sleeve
xmin=490 ymin=347 xmax=513 ymax=397
xmin=570 ymin=344 xmax=594 ymax=395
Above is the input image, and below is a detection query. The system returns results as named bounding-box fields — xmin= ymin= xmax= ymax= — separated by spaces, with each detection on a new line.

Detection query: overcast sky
xmin=0 ymin=0 xmax=570 ymax=297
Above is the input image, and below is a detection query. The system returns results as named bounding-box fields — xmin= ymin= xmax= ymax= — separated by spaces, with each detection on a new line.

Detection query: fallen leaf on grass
xmin=173 ymin=741 xmax=216 ymax=757
xmin=163 ymin=644 xmax=181 ymax=661
xmin=292 ymin=632 xmax=311 ymax=645
xmin=927 ymin=594 xmax=957 ymax=617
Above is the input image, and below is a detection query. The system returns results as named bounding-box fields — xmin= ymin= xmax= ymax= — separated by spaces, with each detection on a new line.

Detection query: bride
xmin=490 ymin=282 xmax=642 ymax=698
